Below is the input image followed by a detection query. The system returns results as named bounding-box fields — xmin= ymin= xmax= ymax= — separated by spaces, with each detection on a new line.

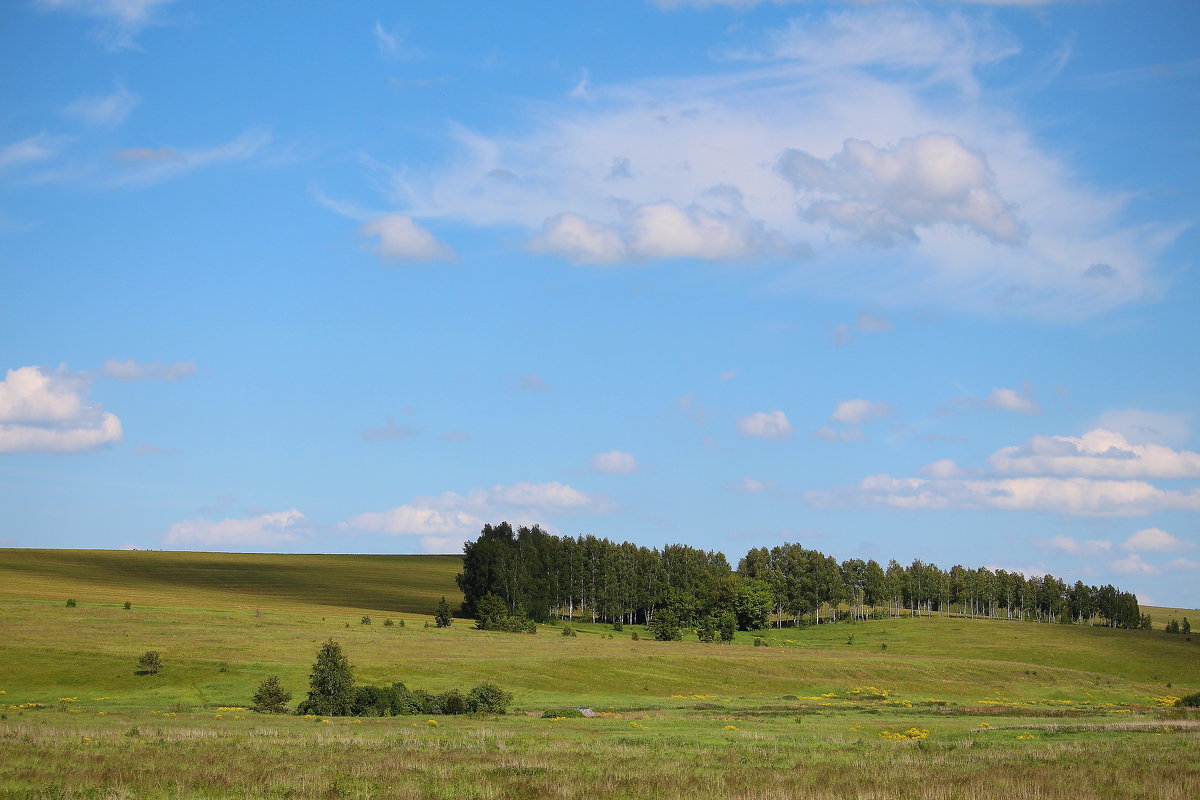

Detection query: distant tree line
xmin=456 ymin=522 xmax=1144 ymax=631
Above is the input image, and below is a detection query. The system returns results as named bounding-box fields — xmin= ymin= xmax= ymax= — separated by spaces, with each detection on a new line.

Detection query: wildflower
xmin=723 ymin=725 xmax=739 ymax=731
xmin=59 ymin=697 xmax=77 ymax=703
xmin=1016 ymin=734 xmax=1036 ymax=740
xmin=978 ymin=722 xmax=991 ymax=729
xmin=426 ymin=719 xmax=438 ymax=726
xmin=629 ymin=721 xmax=647 ymax=729
xmin=320 ymin=719 xmax=330 ymax=724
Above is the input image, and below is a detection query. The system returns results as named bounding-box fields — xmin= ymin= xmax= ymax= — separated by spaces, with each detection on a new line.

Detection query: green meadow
xmin=1 ymin=548 xmax=1197 ymax=799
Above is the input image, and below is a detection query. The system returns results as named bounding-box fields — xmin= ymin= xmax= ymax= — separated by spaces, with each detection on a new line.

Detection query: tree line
xmin=456 ymin=522 xmax=1144 ymax=631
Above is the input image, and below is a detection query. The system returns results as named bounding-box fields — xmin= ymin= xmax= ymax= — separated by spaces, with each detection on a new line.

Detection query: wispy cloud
xmin=63 ymin=85 xmax=140 ymax=128
xmin=37 ymin=0 xmax=178 ymax=50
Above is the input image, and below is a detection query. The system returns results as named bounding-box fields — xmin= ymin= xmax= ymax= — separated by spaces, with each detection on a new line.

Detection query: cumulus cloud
xmin=527 ymin=202 xmax=793 ymax=265
xmin=590 ymin=450 xmax=639 ymax=474
xmin=341 ymin=481 xmax=607 ymax=551
xmin=0 ymin=366 xmax=122 ymax=453
xmin=63 ymin=85 xmax=139 ymax=128
xmin=986 ymin=387 xmax=1039 ymax=414
xmin=830 ymin=399 xmax=891 ymax=426
xmin=101 ymin=359 xmax=195 ymax=381
xmin=988 ymin=429 xmax=1200 ymax=479
xmin=1092 ymin=409 xmax=1190 ymax=447
xmin=363 ymin=5 xmax=1166 ymax=318
xmin=778 ymin=133 xmax=1025 ymax=246
xmin=163 ymin=509 xmax=305 ymax=550
xmin=1033 ymin=535 xmax=1112 ymax=556
xmin=806 ymin=474 xmax=1200 ymax=517
xmin=360 ymin=214 xmax=456 ymax=263
xmin=1110 ymin=553 xmax=1159 ymax=577
xmin=36 ymin=0 xmax=177 ymax=49
xmin=737 ymin=409 xmax=793 ymax=440
xmin=1121 ymin=527 xmax=1195 ymax=553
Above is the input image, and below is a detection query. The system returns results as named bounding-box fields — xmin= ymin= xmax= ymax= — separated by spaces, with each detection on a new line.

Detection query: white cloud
xmin=737 ymin=409 xmax=793 ymax=440
xmin=163 ymin=510 xmax=305 ymax=550
xmin=361 ymin=214 xmax=455 ymax=263
xmin=830 ymin=398 xmax=891 ymax=426
xmin=1092 ymin=409 xmax=1190 ymax=447
xmin=0 ymin=134 xmax=65 ymax=169
xmin=1110 ymin=553 xmax=1159 ymax=577
xmin=778 ymin=133 xmax=1025 ymax=246
xmin=373 ymin=21 xmax=423 ymax=60
xmin=988 ymin=429 xmax=1200 ymax=479
xmin=101 ymin=359 xmax=195 ymax=381
xmin=807 ymin=474 xmax=1200 ymax=517
xmin=527 ymin=202 xmax=793 ymax=265
xmin=0 ymin=366 xmax=122 ymax=453
xmin=1033 ymin=535 xmax=1112 ymax=556
xmin=36 ymin=0 xmax=176 ymax=49
xmin=729 ymin=476 xmax=777 ymax=494
xmin=815 ymin=424 xmax=865 ymax=443
xmin=590 ymin=450 xmax=639 ymax=474
xmin=370 ymin=5 xmax=1167 ymax=318
xmin=920 ymin=458 xmax=964 ymax=478
xmin=110 ymin=128 xmax=271 ymax=187
xmin=1165 ymin=557 xmax=1200 ymax=571
xmin=1121 ymin=527 xmax=1195 ymax=553
xmin=63 ymin=85 xmax=139 ymax=128
xmin=341 ymin=481 xmax=606 ymax=550
xmin=987 ymin=387 xmax=1039 ymax=414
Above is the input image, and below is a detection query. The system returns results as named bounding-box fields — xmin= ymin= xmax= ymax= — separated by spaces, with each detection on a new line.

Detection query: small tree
xmin=136 ymin=651 xmax=163 ymax=675
xmin=649 ymin=609 xmax=683 ymax=641
xmin=251 ymin=675 xmax=292 ymax=713
xmin=718 ymin=612 xmax=737 ymax=644
xmin=435 ymin=597 xmax=452 ymax=628
xmin=465 ymin=682 xmax=512 ymax=714
xmin=123 ymin=601 xmax=132 ymax=610
xmin=298 ymin=639 xmax=354 ymax=716
xmin=696 ymin=617 xmax=717 ymax=643
xmin=1183 ymin=618 xmax=1192 ymax=635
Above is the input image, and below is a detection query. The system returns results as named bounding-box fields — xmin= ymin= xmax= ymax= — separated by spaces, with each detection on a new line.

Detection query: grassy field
xmin=1 ymin=548 xmax=1197 ymax=799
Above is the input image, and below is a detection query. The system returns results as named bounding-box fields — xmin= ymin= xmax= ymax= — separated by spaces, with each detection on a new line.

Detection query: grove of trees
xmin=456 ymin=522 xmax=1144 ymax=631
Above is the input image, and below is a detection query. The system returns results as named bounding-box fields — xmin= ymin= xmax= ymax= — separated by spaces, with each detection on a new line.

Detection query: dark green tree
xmin=1182 ymin=617 xmax=1192 ymax=635
xmin=649 ymin=608 xmax=683 ymax=641
xmin=298 ymin=639 xmax=354 ymax=716
xmin=718 ymin=611 xmax=737 ymax=643
xmin=251 ymin=675 xmax=292 ymax=713
xmin=465 ymin=682 xmax=513 ymax=714
xmin=136 ymin=651 xmax=163 ymax=675
xmin=435 ymin=597 xmax=452 ymax=628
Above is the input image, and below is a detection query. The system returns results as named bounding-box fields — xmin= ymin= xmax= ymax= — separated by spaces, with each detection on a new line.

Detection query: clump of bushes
xmin=649 ymin=610 xmax=683 ymax=641
xmin=361 ymin=615 xmax=372 ymax=625
xmin=475 ymin=593 xmax=536 ymax=634
xmin=561 ymin=625 xmax=577 ymax=637
xmin=541 ymin=708 xmax=584 ymax=718
xmin=65 ymin=599 xmax=77 ymax=608
xmin=136 ymin=651 xmax=163 ymax=675
xmin=1175 ymin=692 xmax=1200 ymax=708
xmin=753 ymin=637 xmax=769 ymax=647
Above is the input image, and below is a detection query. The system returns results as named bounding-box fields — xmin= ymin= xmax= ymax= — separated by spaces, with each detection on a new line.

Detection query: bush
xmin=753 ymin=637 xmax=769 ymax=647
xmin=65 ymin=599 xmax=77 ymax=608
xmin=649 ymin=609 xmax=683 ymax=641
xmin=435 ymin=597 xmax=452 ymax=628
xmin=251 ymin=675 xmax=292 ymax=714
xmin=466 ymin=682 xmax=512 ymax=714
xmin=631 ymin=630 xmax=639 ymax=641
xmin=383 ymin=618 xmax=394 ymax=627
xmin=561 ymin=625 xmax=577 ymax=637
xmin=475 ymin=593 xmax=536 ymax=633
xmin=541 ymin=708 xmax=584 ymax=718
xmin=440 ymin=689 xmax=467 ymax=715
xmin=123 ymin=601 xmax=132 ymax=610
xmin=1176 ymin=692 xmax=1200 ymax=708
xmin=136 ymin=651 xmax=163 ymax=675
xmin=718 ymin=612 xmax=737 ymax=644
xmin=361 ymin=615 xmax=372 ymax=626
xmin=696 ymin=617 xmax=717 ymax=643
xmin=612 ymin=621 xmax=624 ymax=632
xmin=296 ymin=639 xmax=354 ymax=716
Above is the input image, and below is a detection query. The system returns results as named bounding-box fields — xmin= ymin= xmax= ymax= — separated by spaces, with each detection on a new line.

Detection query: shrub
xmin=123 ymin=601 xmax=132 ymax=610
xmin=361 ymin=615 xmax=372 ymax=625
xmin=696 ymin=617 xmax=717 ymax=643
xmin=561 ymin=625 xmax=577 ymax=637
xmin=397 ymin=619 xmax=406 ymax=628
xmin=383 ymin=618 xmax=394 ymax=627
xmin=296 ymin=639 xmax=354 ymax=716
xmin=1183 ymin=618 xmax=1192 ymax=636
xmin=718 ymin=612 xmax=736 ymax=644
xmin=1176 ymin=692 xmax=1200 ymax=708
xmin=251 ymin=675 xmax=292 ymax=714
xmin=541 ymin=708 xmax=584 ymax=718
xmin=649 ymin=609 xmax=683 ymax=642
xmin=440 ymin=689 xmax=467 ymax=715
xmin=65 ymin=599 xmax=77 ymax=608
xmin=435 ymin=597 xmax=453 ymax=628
xmin=753 ymin=637 xmax=769 ymax=647
xmin=465 ymin=682 xmax=512 ymax=714
xmin=475 ymin=593 xmax=536 ymax=633
xmin=631 ymin=630 xmax=639 ymax=640
xmin=136 ymin=651 xmax=163 ymax=675
xmin=612 ymin=621 xmax=624 ymax=632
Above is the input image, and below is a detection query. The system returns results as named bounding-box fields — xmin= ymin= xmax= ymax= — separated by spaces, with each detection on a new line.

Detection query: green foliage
xmin=696 ymin=617 xmax=716 ymax=643
xmin=65 ymin=598 xmax=76 ymax=607
xmin=136 ymin=650 xmax=163 ymax=675
xmin=612 ymin=620 xmax=623 ymax=631
xmin=561 ymin=624 xmax=577 ymax=637
xmin=718 ymin=612 xmax=737 ymax=643
xmin=541 ymin=707 xmax=584 ymax=718
xmin=753 ymin=637 xmax=768 ymax=647
xmin=440 ymin=688 xmax=467 ymax=715
xmin=1182 ymin=618 xmax=1191 ymax=636
xmin=649 ymin=609 xmax=684 ymax=641
xmin=435 ymin=597 xmax=452 ymax=628
xmin=360 ymin=615 xmax=372 ymax=625
xmin=123 ymin=601 xmax=132 ymax=610
xmin=251 ymin=675 xmax=292 ymax=714
xmin=383 ymin=618 xmax=394 ymax=627
xmin=733 ymin=577 xmax=773 ymax=631
xmin=1175 ymin=692 xmax=1200 ymax=708
xmin=630 ymin=630 xmax=639 ymax=641
xmin=465 ymin=681 xmax=512 ymax=715
xmin=1139 ymin=613 xmax=1153 ymax=630
xmin=475 ymin=592 xmax=536 ymax=633
xmin=1166 ymin=619 xmax=1180 ymax=633
xmin=298 ymin=639 xmax=354 ymax=716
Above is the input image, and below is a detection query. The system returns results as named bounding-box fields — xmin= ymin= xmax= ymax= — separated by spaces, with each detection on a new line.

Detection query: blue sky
xmin=2 ymin=0 xmax=1198 ymax=607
